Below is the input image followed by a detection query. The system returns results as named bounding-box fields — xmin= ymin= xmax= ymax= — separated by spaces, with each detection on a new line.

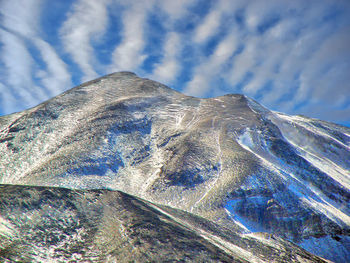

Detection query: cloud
xmin=157 ymin=0 xmax=196 ymax=20
xmin=0 ymin=83 xmax=17 ymax=115
xmin=0 ymin=0 xmax=41 ymax=37
xmin=184 ymin=33 xmax=238 ymax=96
xmin=243 ymin=0 xmax=281 ymax=32
xmin=34 ymin=39 xmax=72 ymax=97
xmin=0 ymin=0 xmax=40 ymax=105
xmin=150 ymin=32 xmax=181 ymax=83
xmin=0 ymin=0 xmax=45 ymax=112
xmin=295 ymin=26 xmax=350 ymax=105
xmin=192 ymin=0 xmax=245 ymax=44
xmin=60 ymin=0 xmax=111 ymax=81
xmin=193 ymin=9 xmax=222 ymax=44
xmin=0 ymin=29 xmax=40 ymax=109
xmin=108 ymin=1 xmax=153 ymax=73
xmin=0 ymin=0 xmax=72 ymax=114
xmin=182 ymin=0 xmax=350 ymax=125
xmin=226 ymin=39 xmax=257 ymax=87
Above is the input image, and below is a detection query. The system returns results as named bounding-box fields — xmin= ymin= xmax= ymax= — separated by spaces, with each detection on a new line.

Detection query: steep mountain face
xmin=0 ymin=72 xmax=349 ymax=262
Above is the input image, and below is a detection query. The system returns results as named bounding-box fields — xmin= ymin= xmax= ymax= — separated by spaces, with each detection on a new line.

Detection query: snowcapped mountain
xmin=1 ymin=72 xmax=349 ymax=262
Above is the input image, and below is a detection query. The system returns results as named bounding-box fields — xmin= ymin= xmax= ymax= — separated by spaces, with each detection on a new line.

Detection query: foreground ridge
xmin=0 ymin=184 xmax=327 ymax=262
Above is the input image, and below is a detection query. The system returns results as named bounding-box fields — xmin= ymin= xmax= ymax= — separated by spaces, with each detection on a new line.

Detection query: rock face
xmin=0 ymin=72 xmax=349 ymax=262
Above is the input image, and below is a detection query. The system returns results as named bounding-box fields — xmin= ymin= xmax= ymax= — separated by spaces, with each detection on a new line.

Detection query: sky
xmin=0 ymin=0 xmax=350 ymax=126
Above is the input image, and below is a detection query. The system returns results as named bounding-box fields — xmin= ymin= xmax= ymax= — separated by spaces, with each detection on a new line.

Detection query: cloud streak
xmin=108 ymin=1 xmax=154 ymax=73
xmin=185 ymin=33 xmax=238 ymax=97
xmin=34 ymin=39 xmax=72 ymax=97
xmin=60 ymin=0 xmax=111 ymax=81
xmin=0 ymin=0 xmax=42 ymax=112
xmin=150 ymin=32 xmax=181 ymax=83
xmin=0 ymin=0 xmax=71 ymax=114
xmin=0 ymin=29 xmax=38 ymax=108
xmin=193 ymin=9 xmax=222 ymax=44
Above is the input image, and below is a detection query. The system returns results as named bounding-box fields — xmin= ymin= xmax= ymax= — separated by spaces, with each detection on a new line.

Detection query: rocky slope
xmin=0 ymin=72 xmax=349 ymax=262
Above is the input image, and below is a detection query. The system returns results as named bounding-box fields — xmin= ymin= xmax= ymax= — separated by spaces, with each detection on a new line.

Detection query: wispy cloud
xmin=34 ymin=39 xmax=72 ymax=97
xmin=192 ymin=0 xmax=243 ymax=44
xmin=60 ymin=0 xmax=111 ymax=81
xmin=0 ymin=82 xmax=17 ymax=114
xmin=108 ymin=1 xmax=153 ymax=73
xmin=0 ymin=0 xmax=41 ymax=111
xmin=0 ymin=0 xmax=41 ymax=37
xmin=0 ymin=0 xmax=71 ymax=114
xmin=184 ymin=0 xmax=246 ymax=97
xmin=184 ymin=33 xmax=238 ymax=97
xmin=157 ymin=0 xmax=196 ymax=20
xmin=193 ymin=9 xmax=221 ymax=44
xmin=0 ymin=29 xmax=39 ymax=109
xmin=150 ymin=32 xmax=181 ymax=83
xmin=295 ymin=27 xmax=350 ymax=105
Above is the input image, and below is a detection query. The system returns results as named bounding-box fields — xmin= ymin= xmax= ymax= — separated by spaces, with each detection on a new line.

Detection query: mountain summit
xmin=1 ymin=72 xmax=349 ymax=262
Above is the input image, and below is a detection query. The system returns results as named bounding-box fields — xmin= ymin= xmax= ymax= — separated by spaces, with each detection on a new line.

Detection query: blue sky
xmin=1 ymin=0 xmax=350 ymax=126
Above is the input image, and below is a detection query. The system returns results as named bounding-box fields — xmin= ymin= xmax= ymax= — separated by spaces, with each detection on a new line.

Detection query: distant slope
xmin=0 ymin=184 xmax=327 ymax=263
xmin=0 ymin=72 xmax=349 ymax=262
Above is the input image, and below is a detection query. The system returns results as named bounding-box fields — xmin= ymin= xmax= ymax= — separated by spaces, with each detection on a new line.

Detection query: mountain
xmin=1 ymin=72 xmax=349 ymax=262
